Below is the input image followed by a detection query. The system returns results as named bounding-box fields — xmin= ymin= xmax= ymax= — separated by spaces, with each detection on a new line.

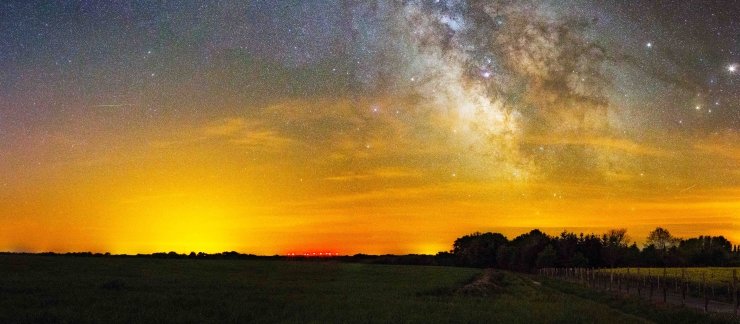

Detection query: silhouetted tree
xmin=572 ymin=252 xmax=589 ymax=267
xmin=509 ymin=229 xmax=551 ymax=271
xmin=646 ymin=227 xmax=679 ymax=253
xmin=496 ymin=245 xmax=516 ymax=270
xmin=639 ymin=244 xmax=664 ymax=267
xmin=623 ymin=243 xmax=641 ymax=266
xmin=449 ymin=228 xmax=735 ymax=270
xmin=536 ymin=244 xmax=557 ymax=268
xmin=601 ymin=228 xmax=630 ymax=268
xmin=579 ymin=234 xmax=604 ymax=267
xmin=555 ymin=231 xmax=578 ymax=267
xmin=678 ymin=235 xmax=732 ymax=266
xmin=452 ymin=232 xmax=508 ymax=267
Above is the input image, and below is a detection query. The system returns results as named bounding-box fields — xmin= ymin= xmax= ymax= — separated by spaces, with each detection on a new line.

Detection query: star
xmin=728 ymin=64 xmax=738 ymax=73
xmin=646 ymin=42 xmax=653 ymax=48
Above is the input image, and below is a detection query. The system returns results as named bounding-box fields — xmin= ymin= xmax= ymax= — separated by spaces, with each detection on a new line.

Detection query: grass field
xmin=0 ymin=255 xmax=733 ymax=323
xmin=600 ymin=268 xmax=740 ymax=286
xmin=600 ymin=268 xmax=739 ymax=284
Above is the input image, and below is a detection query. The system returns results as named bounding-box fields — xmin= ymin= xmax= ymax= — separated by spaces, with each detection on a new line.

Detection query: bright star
xmin=646 ymin=42 xmax=652 ymax=48
xmin=728 ymin=64 xmax=738 ymax=73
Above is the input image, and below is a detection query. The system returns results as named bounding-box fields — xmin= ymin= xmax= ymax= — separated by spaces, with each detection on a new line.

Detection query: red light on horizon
xmin=287 ymin=251 xmax=339 ymax=257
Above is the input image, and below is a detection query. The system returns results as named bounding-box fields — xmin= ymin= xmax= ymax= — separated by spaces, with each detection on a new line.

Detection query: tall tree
xmin=646 ymin=227 xmax=679 ymax=252
xmin=452 ymin=232 xmax=508 ymax=267
xmin=601 ymin=228 xmax=630 ymax=268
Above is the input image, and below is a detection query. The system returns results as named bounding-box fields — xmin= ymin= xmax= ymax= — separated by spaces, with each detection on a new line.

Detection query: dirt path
xmin=454 ymin=268 xmax=500 ymax=296
xmin=641 ymin=290 xmax=738 ymax=314
xmin=568 ymin=281 xmax=738 ymax=314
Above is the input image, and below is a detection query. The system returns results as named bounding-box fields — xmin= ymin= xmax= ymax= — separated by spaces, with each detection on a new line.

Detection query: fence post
xmin=610 ymin=268 xmax=613 ymax=291
xmin=637 ymin=268 xmax=642 ymax=297
xmin=626 ymin=268 xmax=630 ymax=295
xmin=681 ymin=268 xmax=686 ymax=306
xmin=592 ymin=268 xmax=596 ymax=287
xmin=703 ymin=272 xmax=708 ymax=313
xmin=675 ymin=273 xmax=679 ymax=293
xmin=733 ymin=269 xmax=738 ymax=316
xmin=663 ymin=267 xmax=668 ymax=304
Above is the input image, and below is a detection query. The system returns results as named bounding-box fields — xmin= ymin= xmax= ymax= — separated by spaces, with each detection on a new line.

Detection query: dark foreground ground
xmin=0 ymin=255 xmax=736 ymax=324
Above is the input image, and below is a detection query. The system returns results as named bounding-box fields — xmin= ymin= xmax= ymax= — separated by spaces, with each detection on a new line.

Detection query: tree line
xmin=450 ymin=228 xmax=740 ymax=271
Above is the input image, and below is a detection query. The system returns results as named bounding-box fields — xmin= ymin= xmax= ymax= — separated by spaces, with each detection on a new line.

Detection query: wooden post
xmin=653 ymin=268 xmax=657 ymax=290
xmin=610 ymin=267 xmax=613 ymax=291
xmin=591 ymin=268 xmax=595 ymax=287
xmin=663 ymin=267 xmax=668 ymax=304
xmin=637 ymin=268 xmax=642 ymax=297
xmin=590 ymin=268 xmax=593 ymax=287
xmin=703 ymin=272 xmax=708 ymax=313
xmin=601 ymin=268 xmax=605 ymax=289
xmin=734 ymin=269 xmax=738 ymax=316
xmin=686 ymin=274 xmax=690 ymax=298
xmin=710 ymin=272 xmax=714 ymax=299
xmin=675 ymin=273 xmax=679 ymax=293
xmin=604 ymin=268 xmax=607 ymax=290
xmin=681 ymin=269 xmax=686 ymax=306
xmin=626 ymin=268 xmax=630 ymax=295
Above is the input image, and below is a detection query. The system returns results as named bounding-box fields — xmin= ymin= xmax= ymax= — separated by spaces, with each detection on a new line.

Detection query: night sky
xmin=1 ymin=0 xmax=739 ymax=255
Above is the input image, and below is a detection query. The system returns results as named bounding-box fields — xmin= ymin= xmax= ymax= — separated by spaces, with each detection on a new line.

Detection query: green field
xmin=0 ymin=255 xmax=732 ymax=323
xmin=600 ymin=268 xmax=739 ymax=284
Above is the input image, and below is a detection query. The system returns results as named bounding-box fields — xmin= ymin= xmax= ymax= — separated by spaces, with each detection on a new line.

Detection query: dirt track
xmin=455 ymin=268 xmax=500 ymax=296
xmin=575 ymin=281 xmax=738 ymax=314
xmin=640 ymin=289 xmax=738 ymax=314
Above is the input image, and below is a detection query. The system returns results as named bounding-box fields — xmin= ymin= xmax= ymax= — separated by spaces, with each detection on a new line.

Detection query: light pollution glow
xmin=0 ymin=1 xmax=738 ymax=254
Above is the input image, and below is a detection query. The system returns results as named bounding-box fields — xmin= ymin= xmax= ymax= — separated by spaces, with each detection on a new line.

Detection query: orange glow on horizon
xmin=1 ymin=99 xmax=738 ymax=255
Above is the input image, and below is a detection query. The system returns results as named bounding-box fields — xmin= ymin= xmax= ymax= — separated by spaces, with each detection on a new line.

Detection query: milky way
xmin=1 ymin=1 xmax=739 ymax=254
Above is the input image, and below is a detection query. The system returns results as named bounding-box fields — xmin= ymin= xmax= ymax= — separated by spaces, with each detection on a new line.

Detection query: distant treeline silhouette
xmin=3 ymin=227 xmax=737 ymax=270
xmin=0 ymin=251 xmax=273 ymax=260
xmin=449 ymin=228 xmax=740 ymax=271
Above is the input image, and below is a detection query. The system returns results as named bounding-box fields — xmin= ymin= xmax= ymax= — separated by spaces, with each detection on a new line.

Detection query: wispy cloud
xmin=202 ymin=118 xmax=246 ymax=137
xmin=151 ymin=117 xmax=297 ymax=152
xmin=324 ymin=167 xmax=422 ymax=181
xmin=228 ymin=130 xmax=296 ymax=150
xmin=695 ymin=132 xmax=740 ymax=161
